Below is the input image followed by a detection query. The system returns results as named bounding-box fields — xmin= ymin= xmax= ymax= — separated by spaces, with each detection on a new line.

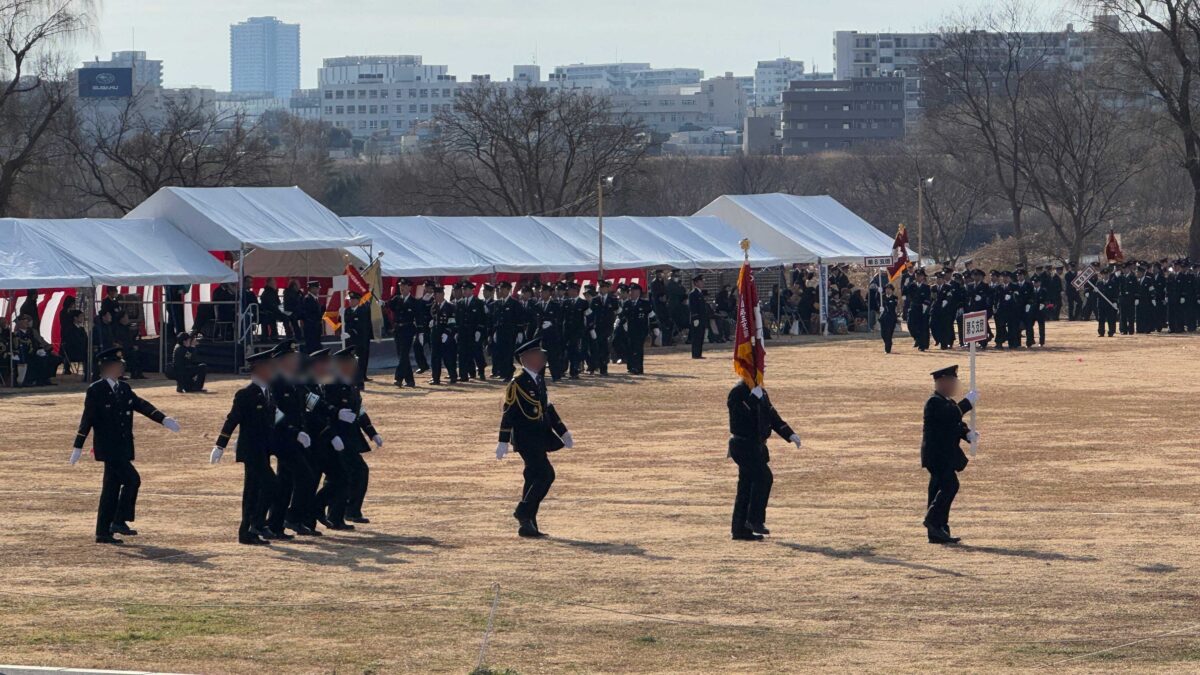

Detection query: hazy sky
xmin=86 ymin=0 xmax=1069 ymax=89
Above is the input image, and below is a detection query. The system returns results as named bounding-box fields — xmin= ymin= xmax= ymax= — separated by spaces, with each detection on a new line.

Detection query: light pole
xmin=597 ymin=175 xmax=614 ymax=283
xmin=917 ymin=176 xmax=933 ymax=266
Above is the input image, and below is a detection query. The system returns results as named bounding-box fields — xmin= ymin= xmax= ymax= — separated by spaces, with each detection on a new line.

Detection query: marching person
xmin=495 ymin=338 xmax=574 ymax=538
xmin=327 ymin=346 xmax=384 ymax=524
xmin=727 ymin=379 xmax=802 ymax=541
xmin=1095 ymin=267 xmax=1118 ymax=337
xmin=300 ymin=281 xmax=324 ymax=354
xmin=428 ymin=284 xmax=458 ymax=385
xmin=623 ymin=283 xmax=656 ymax=375
xmin=590 ymin=280 xmax=621 ymax=376
xmin=387 ymin=279 xmax=418 ymax=388
xmin=689 ymin=275 xmax=708 ymax=359
xmin=72 ymin=347 xmax=181 ymax=544
xmin=880 ymin=284 xmax=899 ymax=354
xmin=171 ymin=331 xmax=207 ymax=393
xmin=921 ymin=365 xmax=979 ymax=545
xmin=344 ymin=291 xmax=374 ymax=389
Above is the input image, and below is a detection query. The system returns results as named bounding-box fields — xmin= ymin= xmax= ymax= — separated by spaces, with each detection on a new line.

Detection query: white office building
xmin=317 ymin=55 xmax=457 ymax=138
xmin=231 ymin=16 xmax=300 ymax=100
xmin=753 ymin=57 xmax=805 ymax=107
xmin=548 ymin=63 xmax=703 ymax=90
xmin=81 ymin=51 xmax=163 ymax=89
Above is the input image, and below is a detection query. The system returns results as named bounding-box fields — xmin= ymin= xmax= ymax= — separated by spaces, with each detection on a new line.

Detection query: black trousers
xmin=689 ymin=320 xmax=704 ymax=358
xmin=1097 ymin=306 xmax=1116 ymax=336
xmin=924 ymin=468 xmax=959 ymax=529
xmin=344 ymin=451 xmax=369 ymax=518
xmin=626 ymin=331 xmax=646 ymax=373
xmin=494 ymin=331 xmax=516 ymax=379
xmin=514 ymin=450 xmax=555 ymax=521
xmin=565 ymin=334 xmax=585 ymax=377
xmin=880 ymin=317 xmax=896 ymax=353
xmin=457 ymin=330 xmax=478 ymax=381
xmin=591 ymin=331 xmax=612 ymax=374
xmin=176 ymin=364 xmax=207 ymax=392
xmin=96 ymin=459 xmax=140 ymax=536
xmin=730 ymin=443 xmax=772 ymax=534
xmin=1119 ymin=300 xmax=1135 ymax=334
xmin=315 ymin=449 xmax=350 ymax=525
xmin=910 ymin=317 xmax=930 ymax=350
xmin=431 ymin=335 xmax=458 ymax=383
xmin=267 ymin=451 xmax=316 ymax=532
xmin=414 ymin=331 xmax=430 ymax=371
xmin=355 ymin=338 xmax=371 ymax=384
xmin=544 ymin=334 xmax=565 ymax=381
xmin=393 ymin=326 xmax=415 ymax=386
xmin=240 ymin=455 xmax=276 ymax=537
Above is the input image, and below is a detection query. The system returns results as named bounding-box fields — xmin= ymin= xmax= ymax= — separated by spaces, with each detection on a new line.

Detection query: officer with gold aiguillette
xmin=494 ymin=338 xmax=574 ymax=538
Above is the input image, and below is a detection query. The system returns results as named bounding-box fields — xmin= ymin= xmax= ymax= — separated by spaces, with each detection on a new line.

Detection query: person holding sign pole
xmin=922 ymin=365 xmax=978 ymax=545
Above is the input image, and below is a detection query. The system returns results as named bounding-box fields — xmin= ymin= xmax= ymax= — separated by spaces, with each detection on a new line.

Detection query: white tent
xmin=126 ymin=186 xmax=371 ymax=276
xmin=343 ymin=216 xmax=495 ymax=277
xmin=0 ymin=220 xmax=93 ymax=290
xmin=584 ymin=216 xmax=786 ymax=269
xmin=694 ymin=194 xmax=895 ymax=264
xmin=430 ymin=216 xmax=598 ymax=273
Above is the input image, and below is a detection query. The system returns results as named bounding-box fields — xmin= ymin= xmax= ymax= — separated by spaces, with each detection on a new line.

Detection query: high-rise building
xmin=753 ymin=57 xmax=805 ymax=107
xmin=81 ymin=51 xmax=163 ymax=89
xmin=317 ymin=55 xmax=456 ymax=138
xmin=230 ymin=16 xmax=300 ymax=100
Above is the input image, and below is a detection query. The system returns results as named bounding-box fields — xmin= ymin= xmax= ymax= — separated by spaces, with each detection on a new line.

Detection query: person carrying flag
xmin=729 ymin=241 xmax=802 ymax=541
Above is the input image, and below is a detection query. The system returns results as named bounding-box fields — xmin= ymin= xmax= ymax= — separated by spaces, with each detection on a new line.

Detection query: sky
xmin=85 ymin=0 xmax=1070 ymax=90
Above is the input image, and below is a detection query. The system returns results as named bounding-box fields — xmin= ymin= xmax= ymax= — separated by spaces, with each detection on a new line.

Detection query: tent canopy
xmin=344 ymin=216 xmax=495 ymax=277
xmin=550 ymin=215 xmax=786 ymax=269
xmin=694 ymin=194 xmax=895 ymax=264
xmin=0 ymin=218 xmax=234 ymax=290
xmin=126 ymin=186 xmax=369 ymax=252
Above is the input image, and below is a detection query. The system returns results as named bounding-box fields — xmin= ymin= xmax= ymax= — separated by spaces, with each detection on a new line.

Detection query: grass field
xmin=2 ymin=321 xmax=1200 ymax=674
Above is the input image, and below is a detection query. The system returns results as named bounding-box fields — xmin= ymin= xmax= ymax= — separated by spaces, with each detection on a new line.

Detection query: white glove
xmin=1025 ymin=304 xmax=1031 ymax=312
xmin=965 ymin=389 xmax=980 ymax=405
xmin=750 ymin=386 xmax=764 ymax=399
xmin=337 ymin=408 xmax=356 ymax=423
xmin=69 ymin=447 xmax=82 ymax=465
xmin=653 ymin=327 xmax=661 ymax=337
xmin=331 ymin=436 xmax=345 ymax=452
xmin=475 ymin=331 xmax=482 ymax=342
xmin=9 ymin=354 xmax=17 ymax=361
xmin=693 ymin=319 xmax=700 ymax=327
xmin=210 ymin=445 xmax=224 ymax=464
xmin=789 ymin=433 xmax=802 ymax=449
xmin=428 ymin=320 xmax=435 ymax=328
xmin=1004 ymin=294 xmax=1011 ymax=301
xmin=975 ymin=295 xmax=982 ymax=301
xmin=162 ymin=417 xmax=180 ymax=433
xmin=561 ymin=431 xmax=574 ymax=449
xmin=942 ymin=300 xmax=948 ymax=308
xmin=36 ymin=349 xmax=46 ymax=357
xmin=1182 ymin=297 xmax=1187 ymax=304
xmin=297 ymin=431 xmax=311 ymax=448
xmin=440 ymin=333 xmax=448 ymax=343
xmin=966 ymin=430 xmax=980 ymax=444
xmin=495 ymin=442 xmax=509 ymax=459
xmin=1039 ymin=304 xmax=1045 ymax=311
xmin=516 ymin=333 xmax=524 ymax=343
xmin=372 ymin=434 xmax=384 ymax=448
xmin=418 ymin=333 xmax=425 ymax=345
xmin=541 ymin=321 xmax=552 ymax=329
xmin=589 ymin=329 xmax=597 ymax=339
xmin=1152 ymin=299 xmax=1157 ymax=306
xmin=584 ymin=309 xmax=593 ymax=317
xmin=1135 ymin=299 xmax=1140 ymax=306
xmin=648 ymin=311 xmax=656 ymax=319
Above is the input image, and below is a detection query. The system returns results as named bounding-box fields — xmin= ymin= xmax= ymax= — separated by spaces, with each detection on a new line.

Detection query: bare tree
xmin=0 ymin=0 xmax=94 ymax=214
xmin=63 ymin=89 xmax=275 ymax=213
xmin=921 ymin=0 xmax=1060 ymax=266
xmin=423 ymin=83 xmax=649 ymax=216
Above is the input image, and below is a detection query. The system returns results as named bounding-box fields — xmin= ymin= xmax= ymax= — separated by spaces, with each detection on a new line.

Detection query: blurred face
xmin=336 ymin=358 xmax=356 ymax=381
xmin=935 ymin=375 xmax=960 ymax=397
xmin=100 ymin=361 xmax=125 ymax=380
xmin=276 ymin=352 xmax=300 ymax=378
xmin=250 ymin=362 xmax=273 ymax=381
xmin=309 ymin=358 xmax=331 ymax=382
xmin=520 ymin=349 xmax=546 ymax=372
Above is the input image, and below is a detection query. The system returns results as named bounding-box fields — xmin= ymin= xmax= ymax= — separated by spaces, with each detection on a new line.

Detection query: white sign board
xmin=963 ymin=310 xmax=988 ymax=344
xmin=1071 ymin=265 xmax=1096 ymax=291
xmin=863 ymin=256 xmax=893 ymax=269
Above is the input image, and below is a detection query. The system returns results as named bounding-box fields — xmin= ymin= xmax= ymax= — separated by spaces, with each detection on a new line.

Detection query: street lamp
xmin=597 ymin=175 xmax=615 ymax=283
xmin=917 ymin=176 xmax=933 ymax=266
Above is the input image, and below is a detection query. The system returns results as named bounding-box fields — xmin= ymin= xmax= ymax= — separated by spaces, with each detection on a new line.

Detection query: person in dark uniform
xmin=99 ymin=286 xmax=125 ymax=323
xmin=257 ymin=278 xmax=282 ymax=340
xmin=300 ymin=281 xmax=325 ymax=354
xmin=921 ymin=365 xmax=978 ymax=545
xmin=1064 ymin=263 xmax=1081 ymax=320
xmin=1117 ymin=263 xmax=1136 ymax=334
xmin=562 ymin=282 xmax=588 ymax=379
xmin=495 ymin=338 xmax=573 ymax=537
xmin=650 ymin=269 xmax=674 ymax=345
xmin=328 ymin=346 xmax=384 ymax=524
xmin=726 ymin=379 xmax=802 ymax=541
xmin=71 ymin=347 xmax=180 ymax=544
xmin=344 ymin=291 xmax=374 ymax=389
xmin=1029 ymin=275 xmax=1049 ymax=346
xmin=590 ymin=280 xmax=621 ymax=375
xmin=265 ymin=341 xmax=332 ymax=539
xmin=492 ymin=281 xmax=522 ymax=380
xmin=688 ymin=275 xmax=708 ymax=359
xmin=623 ymin=283 xmax=655 ymax=375
xmin=12 ymin=313 xmax=60 ymax=386
xmin=171 ymin=331 xmax=207 ymax=392
xmin=880 ymin=284 xmax=899 ymax=354
xmin=1135 ymin=265 xmax=1155 ymax=334
xmin=412 ymin=281 xmax=433 ymax=375
xmin=210 ymin=349 xmax=279 ymax=546
xmin=61 ymin=309 xmax=89 ymax=379
xmin=300 ymin=348 xmax=355 ymax=532
xmin=428 ymin=285 xmax=458 ymax=385
xmin=387 ymin=279 xmax=419 ymax=388
xmin=456 ymin=281 xmax=486 ymax=382
xmin=1095 ymin=267 xmax=1118 ymax=337
xmin=906 ymin=269 xmax=931 ymax=351
xmin=534 ymin=283 xmax=566 ymax=380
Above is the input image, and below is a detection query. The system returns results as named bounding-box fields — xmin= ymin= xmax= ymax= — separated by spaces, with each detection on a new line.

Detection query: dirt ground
xmin=2 ymin=321 xmax=1200 ymax=674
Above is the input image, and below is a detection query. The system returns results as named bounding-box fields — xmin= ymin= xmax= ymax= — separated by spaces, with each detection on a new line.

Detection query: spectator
xmin=18 ymin=288 xmax=39 ymax=324
xmin=258 ymin=277 xmax=282 ymax=340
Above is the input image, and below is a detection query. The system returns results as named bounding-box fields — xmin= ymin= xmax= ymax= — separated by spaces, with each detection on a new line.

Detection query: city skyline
xmin=88 ymin=0 xmax=1068 ymax=90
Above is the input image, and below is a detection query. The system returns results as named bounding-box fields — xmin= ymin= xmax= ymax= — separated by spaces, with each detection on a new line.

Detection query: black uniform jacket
xmin=727 ymin=382 xmax=795 ymax=460
xmin=74 ymin=379 xmax=165 ymax=462
xmin=325 ymin=381 xmax=378 ymax=453
xmin=498 ymin=369 xmax=568 ymax=454
xmin=921 ymin=392 xmax=973 ymax=472
xmin=216 ymin=382 xmax=276 ymax=463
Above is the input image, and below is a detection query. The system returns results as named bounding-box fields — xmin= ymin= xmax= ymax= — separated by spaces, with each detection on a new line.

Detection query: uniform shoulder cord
xmin=503 ymin=380 xmax=543 ymax=421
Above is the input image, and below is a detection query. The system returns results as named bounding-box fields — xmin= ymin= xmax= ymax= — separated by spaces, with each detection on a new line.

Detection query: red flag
xmin=733 ymin=261 xmax=765 ymax=388
xmin=322 ymin=286 xmax=341 ymax=333
xmin=886 ymin=224 xmax=910 ymax=283
xmin=1104 ymin=230 xmax=1124 ymax=264
xmin=345 ymin=264 xmax=372 ymax=301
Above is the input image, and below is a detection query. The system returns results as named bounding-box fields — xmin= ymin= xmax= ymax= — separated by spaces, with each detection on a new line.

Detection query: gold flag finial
xmin=739 ymin=238 xmax=750 ymax=252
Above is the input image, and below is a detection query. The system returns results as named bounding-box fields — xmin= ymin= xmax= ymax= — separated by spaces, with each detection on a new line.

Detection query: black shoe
xmin=326 ymin=521 xmax=355 ymax=531
xmin=732 ymin=532 xmax=764 ymax=541
xmin=517 ymin=519 xmax=541 ymax=537
xmin=239 ymin=534 xmax=270 ymax=546
xmin=316 ymin=515 xmax=334 ymax=529
xmin=95 ymin=534 xmax=123 ymax=544
xmin=416 ymin=368 xmax=428 ymax=374
xmin=427 ymin=379 xmax=441 ymax=385
xmin=746 ymin=521 xmax=770 ymax=536
xmin=285 ymin=521 xmax=317 ymax=536
xmin=926 ymin=525 xmax=957 ymax=544
xmin=110 ymin=522 xmax=138 ymax=536
xmin=347 ymin=516 xmax=370 ymax=524
xmin=259 ymin=527 xmax=294 ymax=541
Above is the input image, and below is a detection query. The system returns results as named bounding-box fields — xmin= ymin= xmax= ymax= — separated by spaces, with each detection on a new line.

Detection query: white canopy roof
xmin=694 ymin=194 xmax=895 ymax=264
xmin=126 ymin=186 xmax=370 ymax=252
xmin=344 ymin=216 xmax=495 ymax=277
xmin=561 ymin=216 xmax=787 ymax=269
xmin=0 ymin=218 xmax=235 ymax=290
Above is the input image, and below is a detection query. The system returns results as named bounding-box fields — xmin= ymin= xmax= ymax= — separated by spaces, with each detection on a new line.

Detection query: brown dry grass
xmin=2 ymin=322 xmax=1200 ymax=674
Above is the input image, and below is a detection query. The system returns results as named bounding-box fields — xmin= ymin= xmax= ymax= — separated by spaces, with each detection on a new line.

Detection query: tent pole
xmin=85 ymin=286 xmax=94 ymax=382
xmin=237 ymin=244 xmax=245 ymax=370
xmin=819 ymin=258 xmax=829 ymax=337
xmin=597 ymin=177 xmax=605 ymax=285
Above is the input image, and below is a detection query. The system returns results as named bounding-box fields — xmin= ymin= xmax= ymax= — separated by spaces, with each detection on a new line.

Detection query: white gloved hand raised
xmin=337 ymin=408 xmax=356 ymax=423
xmin=331 ymin=436 xmax=345 ymax=452
xmin=162 ymin=417 xmax=180 ymax=433
xmin=372 ymin=434 xmax=384 ymax=448
xmin=210 ymin=445 xmax=224 ymax=464
xmin=789 ymin=433 xmax=802 ymax=449
xmin=965 ymin=389 xmax=980 ymax=405
xmin=297 ymin=431 xmax=312 ymax=448
xmin=495 ymin=442 xmax=509 ymax=460
xmin=966 ymin=430 xmax=980 ymax=444
xmin=750 ymin=386 xmax=764 ymax=399
xmin=561 ymin=431 xmax=574 ymax=449
xmin=69 ymin=447 xmax=82 ymax=465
